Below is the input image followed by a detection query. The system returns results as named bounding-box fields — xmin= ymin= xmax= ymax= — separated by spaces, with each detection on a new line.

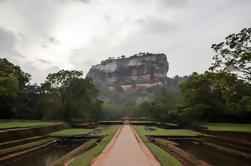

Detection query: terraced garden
xmin=0 ymin=121 xmax=251 ymax=166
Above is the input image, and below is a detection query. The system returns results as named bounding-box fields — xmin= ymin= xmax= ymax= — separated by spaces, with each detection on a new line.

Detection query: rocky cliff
xmin=86 ymin=53 xmax=169 ymax=91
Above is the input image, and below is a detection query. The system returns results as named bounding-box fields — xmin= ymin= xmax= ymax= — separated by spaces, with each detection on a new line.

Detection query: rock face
xmin=86 ymin=53 xmax=169 ymax=91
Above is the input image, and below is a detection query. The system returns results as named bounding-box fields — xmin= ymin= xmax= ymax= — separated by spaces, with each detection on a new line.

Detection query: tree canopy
xmin=210 ymin=27 xmax=251 ymax=82
xmin=43 ymin=70 xmax=102 ymax=121
xmin=179 ymin=71 xmax=251 ymax=122
xmin=0 ymin=59 xmax=103 ymax=121
xmin=0 ymin=59 xmax=19 ymax=118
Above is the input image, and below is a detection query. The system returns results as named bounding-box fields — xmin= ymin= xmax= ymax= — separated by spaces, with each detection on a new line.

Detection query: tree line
xmin=130 ymin=27 xmax=251 ymax=123
xmin=0 ymin=60 xmax=103 ymax=121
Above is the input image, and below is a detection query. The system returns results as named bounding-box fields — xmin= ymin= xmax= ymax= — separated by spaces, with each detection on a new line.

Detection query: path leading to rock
xmin=91 ymin=125 xmax=160 ymax=166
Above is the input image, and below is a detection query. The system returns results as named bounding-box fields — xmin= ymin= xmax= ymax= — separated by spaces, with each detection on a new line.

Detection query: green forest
xmin=1 ymin=28 xmax=250 ymax=124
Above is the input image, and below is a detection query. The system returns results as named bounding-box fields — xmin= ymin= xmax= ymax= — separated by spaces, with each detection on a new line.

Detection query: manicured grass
xmin=155 ymin=138 xmax=169 ymax=145
xmin=68 ymin=125 xmax=120 ymax=166
xmin=164 ymin=123 xmax=178 ymax=126
xmin=202 ymin=123 xmax=251 ymax=132
xmin=53 ymin=139 xmax=97 ymax=166
xmin=94 ymin=126 xmax=103 ymax=130
xmin=49 ymin=128 xmax=93 ymax=137
xmin=134 ymin=126 xmax=182 ymax=166
xmin=135 ymin=126 xmax=199 ymax=136
xmin=130 ymin=121 xmax=156 ymax=123
xmin=98 ymin=121 xmax=123 ymax=123
xmin=147 ymin=143 xmax=182 ymax=166
xmin=0 ymin=138 xmax=55 ymax=155
xmin=0 ymin=120 xmax=62 ymax=129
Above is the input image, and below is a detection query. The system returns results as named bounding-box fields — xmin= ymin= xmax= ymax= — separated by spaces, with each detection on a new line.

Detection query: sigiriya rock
xmin=86 ymin=53 xmax=169 ymax=91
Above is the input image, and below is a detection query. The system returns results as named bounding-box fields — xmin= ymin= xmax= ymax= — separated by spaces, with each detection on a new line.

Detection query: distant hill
xmin=86 ymin=53 xmax=187 ymax=115
xmin=86 ymin=52 xmax=169 ymax=91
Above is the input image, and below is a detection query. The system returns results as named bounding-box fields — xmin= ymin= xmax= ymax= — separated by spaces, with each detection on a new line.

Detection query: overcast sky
xmin=0 ymin=0 xmax=250 ymax=83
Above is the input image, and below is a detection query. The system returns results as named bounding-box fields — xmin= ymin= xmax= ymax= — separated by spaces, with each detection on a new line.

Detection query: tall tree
xmin=0 ymin=58 xmax=37 ymax=119
xmin=210 ymin=27 xmax=251 ymax=82
xmin=0 ymin=59 xmax=19 ymax=118
xmin=179 ymin=71 xmax=251 ymax=122
xmin=43 ymin=70 xmax=101 ymax=121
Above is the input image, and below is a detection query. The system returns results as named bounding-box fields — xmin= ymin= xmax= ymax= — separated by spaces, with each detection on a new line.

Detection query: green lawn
xmin=164 ymin=123 xmax=178 ymax=127
xmin=134 ymin=126 xmax=182 ymax=166
xmin=202 ymin=123 xmax=251 ymax=132
xmin=49 ymin=128 xmax=93 ymax=137
xmin=134 ymin=126 xmax=199 ymax=136
xmin=155 ymin=138 xmax=169 ymax=145
xmin=68 ymin=125 xmax=120 ymax=166
xmin=0 ymin=138 xmax=55 ymax=155
xmin=147 ymin=143 xmax=182 ymax=166
xmin=130 ymin=121 xmax=156 ymax=123
xmin=0 ymin=120 xmax=62 ymax=129
xmin=98 ymin=121 xmax=123 ymax=123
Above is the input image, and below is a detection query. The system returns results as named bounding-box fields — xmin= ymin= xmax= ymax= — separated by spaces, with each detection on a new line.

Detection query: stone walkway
xmin=91 ymin=125 xmax=160 ymax=166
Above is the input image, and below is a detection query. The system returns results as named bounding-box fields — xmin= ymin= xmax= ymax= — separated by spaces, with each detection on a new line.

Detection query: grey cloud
xmin=47 ymin=35 xmax=60 ymax=45
xmin=92 ymin=38 xmax=105 ymax=45
xmin=41 ymin=34 xmax=60 ymax=47
xmin=58 ymin=0 xmax=91 ymax=3
xmin=1 ymin=0 xmax=251 ymax=83
xmin=42 ymin=44 xmax=47 ymax=48
xmin=37 ymin=59 xmax=51 ymax=64
xmin=0 ymin=0 xmax=7 ymax=3
xmin=21 ymin=61 xmax=60 ymax=83
xmin=159 ymin=0 xmax=188 ymax=7
xmin=138 ymin=18 xmax=178 ymax=34
xmin=104 ymin=15 xmax=112 ymax=22
xmin=48 ymin=36 xmax=56 ymax=43
xmin=74 ymin=0 xmax=91 ymax=3
xmin=21 ymin=60 xmax=60 ymax=83
xmin=69 ymin=48 xmax=101 ymax=75
xmin=46 ymin=65 xmax=60 ymax=74
xmin=0 ymin=27 xmax=23 ymax=59
xmin=5 ymin=0 xmax=63 ymax=37
xmin=17 ymin=32 xmax=26 ymax=40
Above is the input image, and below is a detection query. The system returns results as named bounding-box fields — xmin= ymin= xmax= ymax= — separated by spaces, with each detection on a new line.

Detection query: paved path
xmin=91 ymin=125 xmax=160 ymax=166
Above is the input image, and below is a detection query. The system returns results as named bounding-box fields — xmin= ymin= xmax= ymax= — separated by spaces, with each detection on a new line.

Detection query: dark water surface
xmin=6 ymin=144 xmax=75 ymax=166
xmin=174 ymin=139 xmax=250 ymax=166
